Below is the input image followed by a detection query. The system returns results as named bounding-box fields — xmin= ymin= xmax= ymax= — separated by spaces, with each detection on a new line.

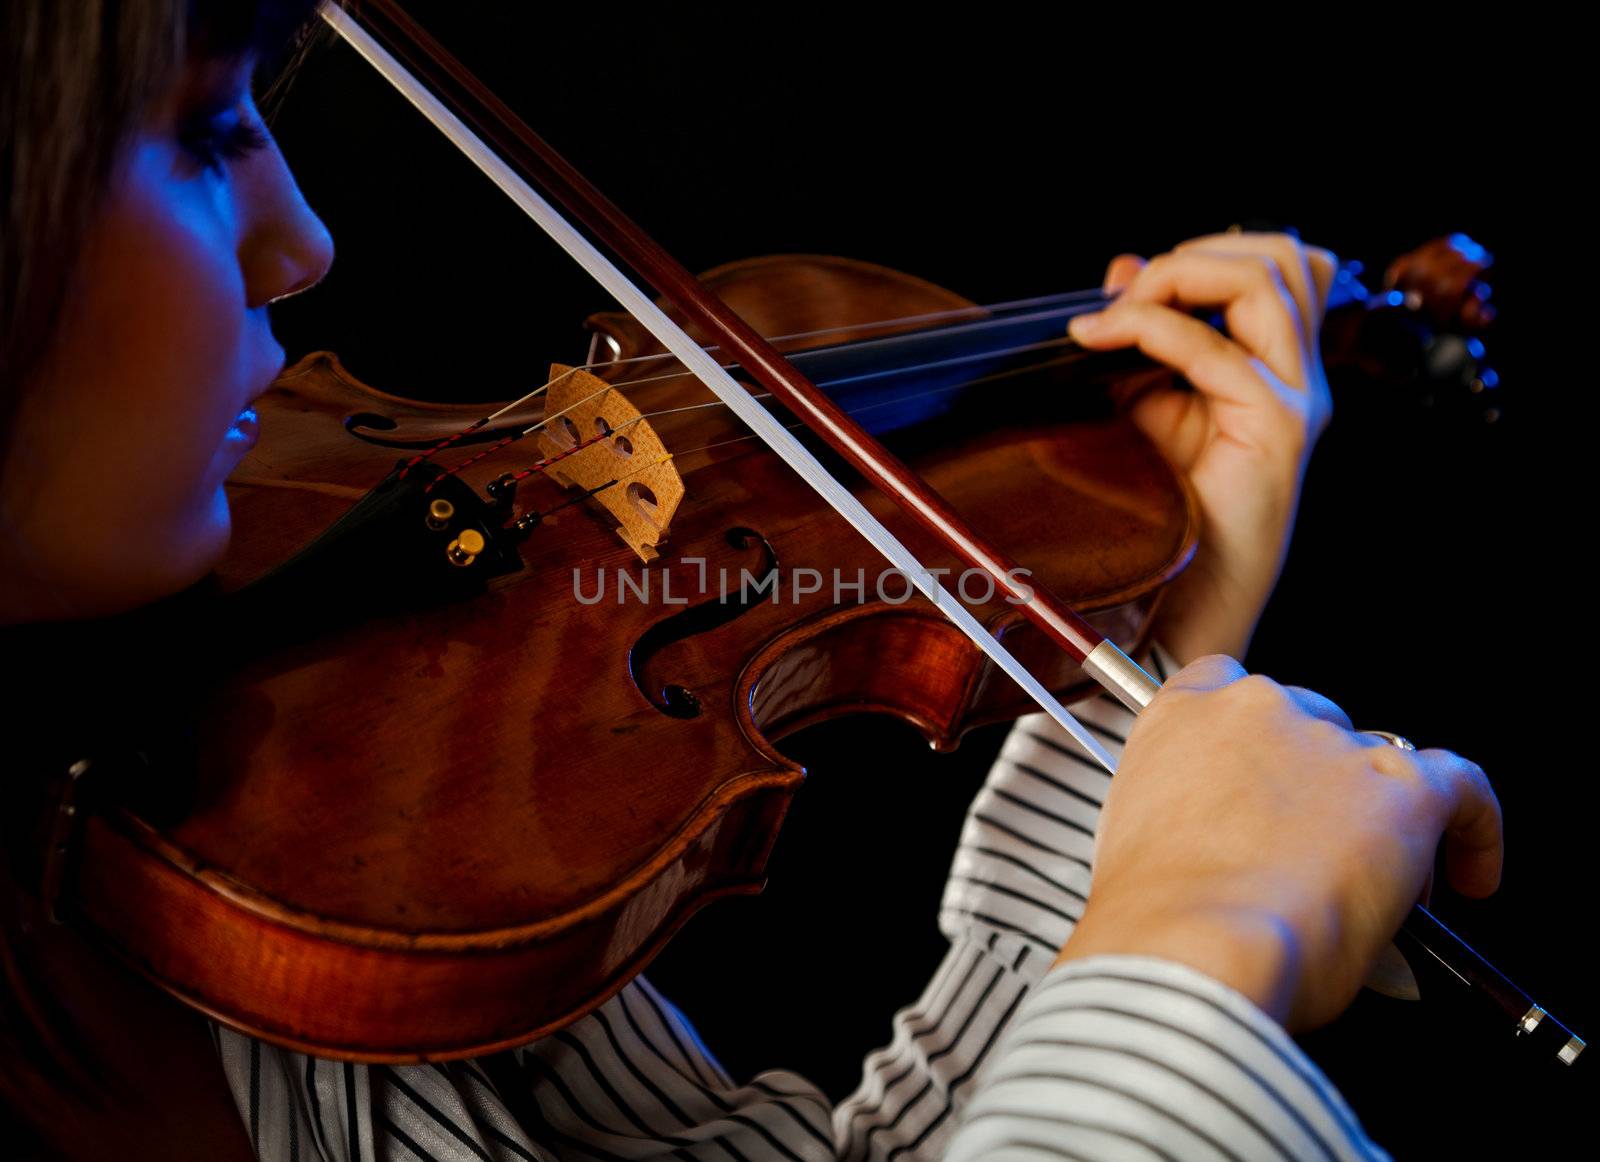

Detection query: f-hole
xmin=629 ymin=527 xmax=779 ymax=718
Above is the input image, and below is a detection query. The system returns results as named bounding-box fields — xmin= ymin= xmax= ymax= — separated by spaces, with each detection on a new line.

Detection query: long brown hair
xmin=0 ymin=0 xmax=321 ymax=468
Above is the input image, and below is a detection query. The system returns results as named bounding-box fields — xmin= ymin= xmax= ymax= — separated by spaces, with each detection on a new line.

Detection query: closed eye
xmin=179 ymin=107 xmax=270 ymax=175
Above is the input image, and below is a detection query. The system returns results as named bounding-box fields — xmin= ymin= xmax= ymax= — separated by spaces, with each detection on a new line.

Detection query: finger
xmin=1281 ymin=684 xmax=1355 ymax=730
xmin=1094 ymin=250 xmax=1309 ymax=389
xmin=1176 ymin=233 xmax=1334 ymax=346
xmin=1304 ymin=245 xmax=1337 ymax=316
xmin=1170 ymin=240 xmax=1336 ymax=439
xmin=1414 ymin=747 xmax=1504 ymax=898
xmin=1068 ymin=299 xmax=1296 ymax=419
xmin=1172 ymin=237 xmax=1336 ymax=434
xmin=1102 ymin=253 xmax=1146 ymax=295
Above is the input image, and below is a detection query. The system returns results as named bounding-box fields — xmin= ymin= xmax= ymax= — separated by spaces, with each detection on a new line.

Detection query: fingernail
xmin=1068 ymin=313 xmax=1102 ymax=340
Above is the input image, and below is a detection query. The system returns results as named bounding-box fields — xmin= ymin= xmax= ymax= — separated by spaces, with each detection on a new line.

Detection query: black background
xmin=266 ymin=6 xmax=1594 ymax=1155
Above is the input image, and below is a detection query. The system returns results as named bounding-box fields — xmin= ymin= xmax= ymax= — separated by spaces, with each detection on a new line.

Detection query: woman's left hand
xmin=1067 ymin=231 xmax=1336 ymax=664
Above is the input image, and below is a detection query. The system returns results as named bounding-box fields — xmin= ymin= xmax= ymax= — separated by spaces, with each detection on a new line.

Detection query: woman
xmin=1 ymin=2 xmax=1503 ymax=1158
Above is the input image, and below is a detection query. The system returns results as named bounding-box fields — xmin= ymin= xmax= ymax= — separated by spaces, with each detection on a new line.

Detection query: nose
xmin=239 ymin=140 xmax=335 ymax=310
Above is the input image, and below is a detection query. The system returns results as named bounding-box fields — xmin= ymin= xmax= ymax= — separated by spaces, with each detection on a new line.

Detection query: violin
xmin=17 ymin=0 xmax=1577 ymax=1084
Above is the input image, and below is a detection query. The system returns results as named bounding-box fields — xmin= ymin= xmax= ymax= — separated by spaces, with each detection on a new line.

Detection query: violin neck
xmin=781 ymin=290 xmax=1117 ymax=435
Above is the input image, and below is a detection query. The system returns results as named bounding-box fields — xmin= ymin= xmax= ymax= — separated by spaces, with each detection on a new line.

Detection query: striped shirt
xmin=215 ymin=647 xmax=1388 ymax=1161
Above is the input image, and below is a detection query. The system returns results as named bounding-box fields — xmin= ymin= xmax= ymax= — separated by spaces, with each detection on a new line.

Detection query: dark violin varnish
xmin=62 ymin=254 xmax=1195 ymax=1059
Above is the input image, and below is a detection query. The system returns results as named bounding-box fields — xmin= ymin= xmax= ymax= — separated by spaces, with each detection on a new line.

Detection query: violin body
xmin=63 ymin=255 xmax=1195 ymax=1059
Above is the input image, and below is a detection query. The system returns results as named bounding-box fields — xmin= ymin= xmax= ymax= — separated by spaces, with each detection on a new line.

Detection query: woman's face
xmin=0 ymin=51 xmax=334 ymax=624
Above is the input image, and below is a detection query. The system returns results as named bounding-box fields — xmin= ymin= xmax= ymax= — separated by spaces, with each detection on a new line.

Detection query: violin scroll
xmin=1325 ymin=233 xmax=1501 ymax=423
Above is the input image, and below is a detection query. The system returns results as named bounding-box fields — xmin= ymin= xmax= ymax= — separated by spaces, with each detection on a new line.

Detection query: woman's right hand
xmin=1056 ymin=655 xmax=1503 ymax=1032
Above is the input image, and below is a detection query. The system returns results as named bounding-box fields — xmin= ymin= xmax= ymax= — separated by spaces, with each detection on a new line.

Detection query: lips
xmin=226 ymin=405 xmax=260 ymax=452
xmin=227 ymin=352 xmax=282 ymax=456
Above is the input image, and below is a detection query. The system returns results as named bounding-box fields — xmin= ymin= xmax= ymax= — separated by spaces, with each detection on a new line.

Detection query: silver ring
xmin=1360 ymin=730 xmax=1416 ymax=751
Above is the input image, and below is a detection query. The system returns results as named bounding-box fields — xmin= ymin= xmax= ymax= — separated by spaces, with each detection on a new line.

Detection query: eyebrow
xmin=174 ymin=51 xmax=259 ymax=113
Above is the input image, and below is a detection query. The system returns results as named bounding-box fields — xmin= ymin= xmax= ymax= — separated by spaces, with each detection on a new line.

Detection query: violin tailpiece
xmin=537 ymin=364 xmax=684 ymax=561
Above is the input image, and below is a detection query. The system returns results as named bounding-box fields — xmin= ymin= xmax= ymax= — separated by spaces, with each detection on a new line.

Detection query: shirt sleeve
xmin=940 ymin=954 xmax=1388 ymax=1162
xmin=835 ymin=643 xmax=1391 ymax=1161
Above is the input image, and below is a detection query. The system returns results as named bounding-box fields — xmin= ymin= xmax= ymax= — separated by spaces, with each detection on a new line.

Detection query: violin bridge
xmin=537 ymin=363 xmax=684 ymax=561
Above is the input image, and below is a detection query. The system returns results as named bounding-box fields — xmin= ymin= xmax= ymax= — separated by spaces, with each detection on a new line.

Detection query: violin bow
xmin=322 ymin=0 xmax=1584 ymax=1065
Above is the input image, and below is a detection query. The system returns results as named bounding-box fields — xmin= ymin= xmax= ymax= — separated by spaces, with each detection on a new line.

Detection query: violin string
xmin=429 ymin=413 xmax=657 ymax=495
xmin=575 ymin=288 xmax=1111 ymax=375
xmin=663 ymin=346 xmax=1089 ymax=462
xmin=473 ymin=334 xmax=1084 ymax=487
xmin=504 ymin=454 xmax=670 ymax=533
xmin=404 ymin=363 xmax=654 ymax=484
xmin=480 ymin=360 xmax=1066 ymax=507
xmin=630 ymin=335 xmax=1082 ymax=428
xmin=424 ymin=380 xmax=623 ymax=489
xmin=509 ymin=476 xmax=620 ymax=532
xmin=397 ymin=364 xmax=584 ymax=481
xmin=518 ymin=455 xmax=672 ymax=530
xmin=401 ymin=296 xmax=1110 ymax=481
xmin=423 ymin=328 xmax=1089 ymax=490
xmin=488 ymin=416 xmax=647 ymax=490
xmin=580 ymin=301 xmax=1106 ymax=395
